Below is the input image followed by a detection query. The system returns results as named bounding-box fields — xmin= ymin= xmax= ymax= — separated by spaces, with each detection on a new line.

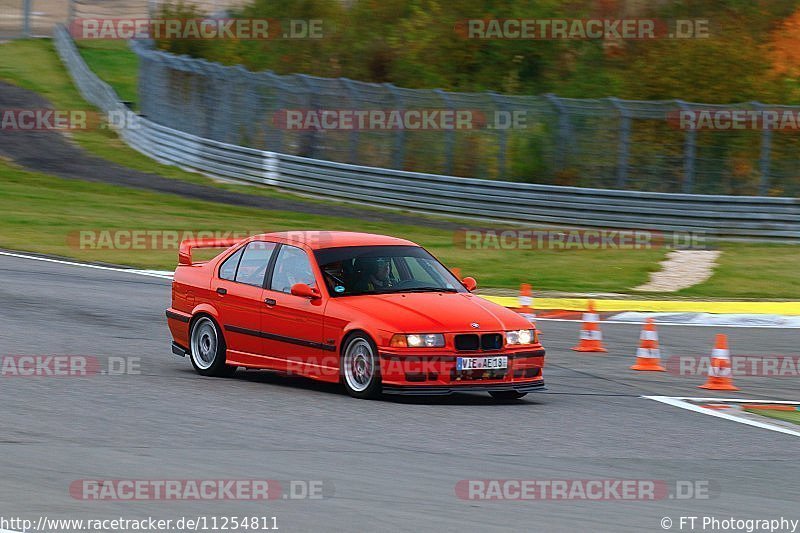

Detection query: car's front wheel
xmin=189 ymin=316 xmax=237 ymax=377
xmin=341 ymin=333 xmax=382 ymax=399
xmin=489 ymin=390 xmax=527 ymax=401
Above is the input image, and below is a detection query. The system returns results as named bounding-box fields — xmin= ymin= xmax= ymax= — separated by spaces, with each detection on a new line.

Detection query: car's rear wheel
xmin=489 ymin=390 xmax=527 ymax=401
xmin=189 ymin=316 xmax=237 ymax=377
xmin=341 ymin=333 xmax=381 ymax=399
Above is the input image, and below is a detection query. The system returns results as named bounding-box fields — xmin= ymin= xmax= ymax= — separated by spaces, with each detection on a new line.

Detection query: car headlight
xmin=390 ymin=333 xmax=445 ymax=348
xmin=505 ymin=329 xmax=536 ymax=345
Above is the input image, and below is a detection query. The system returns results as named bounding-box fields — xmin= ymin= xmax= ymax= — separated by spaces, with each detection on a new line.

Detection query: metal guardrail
xmin=53 ymin=25 xmax=800 ymax=240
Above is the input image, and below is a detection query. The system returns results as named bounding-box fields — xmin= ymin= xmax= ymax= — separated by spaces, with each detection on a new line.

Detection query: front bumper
xmin=383 ymin=379 xmax=545 ymax=396
xmin=378 ymin=348 xmax=545 ymax=395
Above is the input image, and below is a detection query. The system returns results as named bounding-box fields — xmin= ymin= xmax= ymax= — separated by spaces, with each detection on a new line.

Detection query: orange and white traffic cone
xmin=699 ymin=334 xmax=739 ymax=391
xmin=572 ymin=300 xmax=607 ymax=352
xmin=630 ymin=318 xmax=665 ymax=371
xmin=518 ymin=283 xmax=534 ymax=315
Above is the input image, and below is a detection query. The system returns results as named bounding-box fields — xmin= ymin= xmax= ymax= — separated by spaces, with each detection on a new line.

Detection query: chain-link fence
xmin=127 ymin=38 xmax=800 ymax=197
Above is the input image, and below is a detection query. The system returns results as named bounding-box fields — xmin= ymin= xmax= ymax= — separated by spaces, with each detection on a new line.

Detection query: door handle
xmin=264 ymin=298 xmax=277 ymax=306
xmin=216 ymin=287 xmax=227 ymax=295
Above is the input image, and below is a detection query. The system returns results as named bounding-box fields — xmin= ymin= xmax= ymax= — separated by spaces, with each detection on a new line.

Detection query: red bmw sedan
xmin=166 ymin=231 xmax=545 ymax=400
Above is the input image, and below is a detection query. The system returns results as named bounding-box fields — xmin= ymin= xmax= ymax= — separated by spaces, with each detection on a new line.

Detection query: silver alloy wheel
xmin=191 ymin=317 xmax=218 ymax=370
xmin=343 ymin=338 xmax=375 ymax=392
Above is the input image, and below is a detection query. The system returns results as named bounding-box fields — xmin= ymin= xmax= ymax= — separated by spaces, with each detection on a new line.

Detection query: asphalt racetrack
xmin=0 ymin=252 xmax=798 ymax=532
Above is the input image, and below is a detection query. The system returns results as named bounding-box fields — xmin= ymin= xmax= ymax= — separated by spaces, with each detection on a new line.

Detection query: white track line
xmin=0 ymin=250 xmax=173 ymax=279
xmin=644 ymin=396 xmax=800 ymax=437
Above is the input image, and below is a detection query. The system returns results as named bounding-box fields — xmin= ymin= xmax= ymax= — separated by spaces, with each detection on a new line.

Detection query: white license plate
xmin=457 ymin=356 xmax=508 ymax=371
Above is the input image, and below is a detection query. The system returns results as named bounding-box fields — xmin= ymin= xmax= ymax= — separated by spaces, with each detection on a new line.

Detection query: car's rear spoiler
xmin=178 ymin=238 xmax=242 ymax=266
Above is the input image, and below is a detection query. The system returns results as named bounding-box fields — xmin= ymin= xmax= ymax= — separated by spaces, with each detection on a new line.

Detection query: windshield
xmin=314 ymin=245 xmax=467 ymax=297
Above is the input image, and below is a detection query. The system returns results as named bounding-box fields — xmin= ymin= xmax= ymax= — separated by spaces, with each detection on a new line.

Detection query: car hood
xmin=339 ymin=292 xmax=531 ymax=332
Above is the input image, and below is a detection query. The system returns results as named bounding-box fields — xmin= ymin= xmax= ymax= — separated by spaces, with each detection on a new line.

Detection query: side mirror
xmin=291 ymin=283 xmax=321 ymax=299
xmin=461 ymin=277 xmax=477 ymax=292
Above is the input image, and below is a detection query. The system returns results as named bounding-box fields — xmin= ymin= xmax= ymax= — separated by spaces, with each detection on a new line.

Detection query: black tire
xmin=340 ymin=333 xmax=382 ymax=399
xmin=489 ymin=390 xmax=527 ymax=401
xmin=189 ymin=315 xmax=237 ymax=377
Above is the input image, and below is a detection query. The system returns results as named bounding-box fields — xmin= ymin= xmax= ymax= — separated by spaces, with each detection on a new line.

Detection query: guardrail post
xmin=385 ymin=83 xmax=405 ymax=169
xmin=752 ymin=102 xmax=773 ymax=195
xmin=263 ymin=152 xmax=279 ymax=186
xmin=609 ymin=97 xmax=631 ymax=189
xmin=489 ymin=92 xmax=507 ymax=179
xmin=435 ymin=88 xmax=455 ymax=175
xmin=676 ymin=100 xmax=696 ymax=193
xmin=22 ymin=0 xmax=32 ymax=37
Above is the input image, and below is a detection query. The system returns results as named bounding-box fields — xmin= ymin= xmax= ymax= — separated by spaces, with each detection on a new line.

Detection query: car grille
xmin=454 ymin=333 xmax=503 ymax=351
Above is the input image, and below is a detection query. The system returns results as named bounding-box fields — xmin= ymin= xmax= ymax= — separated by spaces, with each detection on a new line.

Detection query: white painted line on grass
xmin=644 ymin=396 xmax=800 ymax=438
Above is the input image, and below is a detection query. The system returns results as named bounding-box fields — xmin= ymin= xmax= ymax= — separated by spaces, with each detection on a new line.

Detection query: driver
xmin=353 ymin=257 xmax=393 ymax=292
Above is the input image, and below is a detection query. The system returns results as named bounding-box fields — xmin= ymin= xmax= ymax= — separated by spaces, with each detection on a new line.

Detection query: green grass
xmin=0 ymin=161 xmax=667 ymax=292
xmin=744 ymin=408 xmax=800 ymax=426
xmin=74 ymin=40 xmax=139 ymax=104
xmin=679 ymin=243 xmax=800 ymax=299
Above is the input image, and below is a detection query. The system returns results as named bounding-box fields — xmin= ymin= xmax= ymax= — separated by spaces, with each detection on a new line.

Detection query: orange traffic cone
xmin=572 ymin=300 xmax=607 ymax=352
xmin=518 ymin=283 xmax=534 ymax=315
xmin=699 ymin=334 xmax=739 ymax=391
xmin=630 ymin=318 xmax=665 ymax=371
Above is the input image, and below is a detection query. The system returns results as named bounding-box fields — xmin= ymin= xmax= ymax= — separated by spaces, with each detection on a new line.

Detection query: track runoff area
xmin=0 ymin=249 xmax=798 ymax=532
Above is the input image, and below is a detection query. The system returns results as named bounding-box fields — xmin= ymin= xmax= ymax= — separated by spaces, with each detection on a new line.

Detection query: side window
xmin=218 ymin=248 xmax=244 ymax=281
xmin=234 ymin=241 xmax=277 ymax=287
xmin=270 ymin=245 xmax=316 ymax=294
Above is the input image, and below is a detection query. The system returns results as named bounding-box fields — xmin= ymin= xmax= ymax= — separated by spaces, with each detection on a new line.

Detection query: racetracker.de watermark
xmin=69 ymin=479 xmax=331 ymax=501
xmin=666 ymin=355 xmax=800 ymax=377
xmin=454 ymin=229 xmax=708 ymax=250
xmin=456 ymin=479 xmax=715 ymax=501
xmin=0 ymin=356 xmax=140 ymax=377
xmin=69 ymin=18 xmax=323 ymax=40
xmin=668 ymin=109 xmax=800 ymax=131
xmin=273 ymin=109 xmax=533 ymax=131
xmin=0 ymin=109 xmax=139 ymax=132
xmin=68 ymin=230 xmax=342 ymax=250
xmin=455 ymin=18 xmax=710 ymax=40
xmin=1 ymin=109 xmax=93 ymax=131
